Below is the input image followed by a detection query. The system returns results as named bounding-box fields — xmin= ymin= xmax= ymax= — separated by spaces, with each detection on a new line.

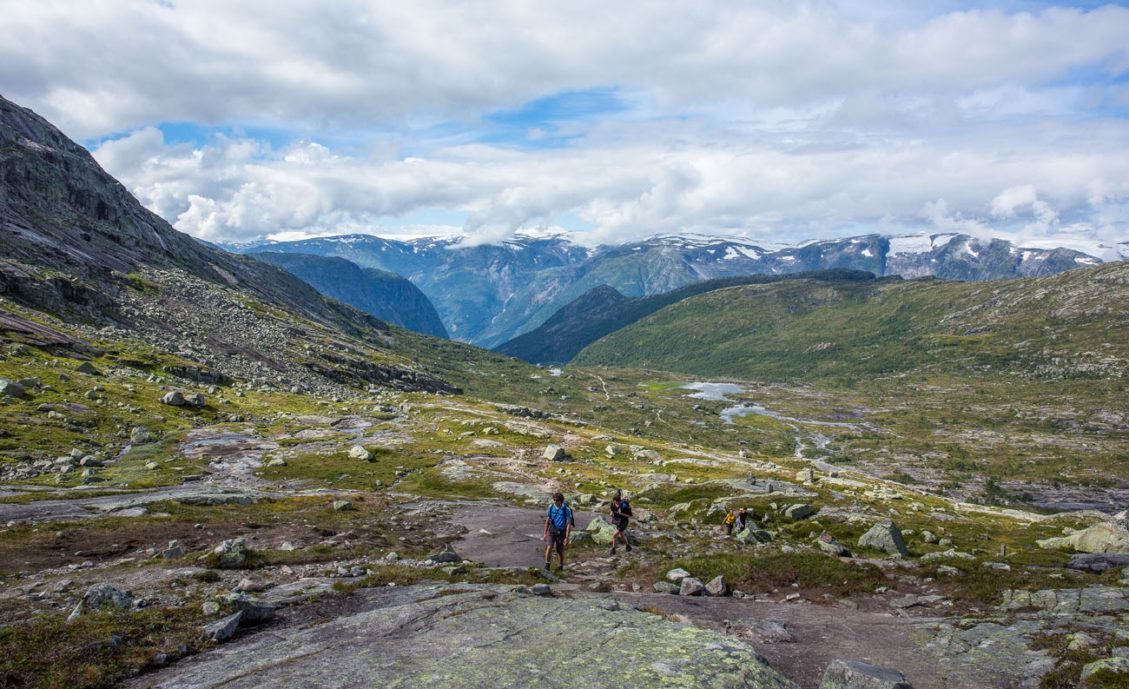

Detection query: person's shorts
xmin=549 ymin=530 xmax=567 ymax=553
xmin=614 ymin=518 xmax=629 ymax=533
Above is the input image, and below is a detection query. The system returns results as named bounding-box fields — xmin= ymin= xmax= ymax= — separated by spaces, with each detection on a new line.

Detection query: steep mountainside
xmin=251 ymin=252 xmax=448 ymax=338
xmin=574 ymin=262 xmax=1129 ymax=385
xmin=238 ymin=232 xmax=1101 ymax=348
xmin=0 ymin=94 xmax=483 ymax=395
xmin=496 ymin=269 xmax=877 ymax=364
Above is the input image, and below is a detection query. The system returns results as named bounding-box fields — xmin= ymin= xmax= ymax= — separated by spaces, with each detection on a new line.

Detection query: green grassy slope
xmin=574 ymin=262 xmax=1129 ymax=385
xmin=495 ymin=270 xmax=876 ymax=365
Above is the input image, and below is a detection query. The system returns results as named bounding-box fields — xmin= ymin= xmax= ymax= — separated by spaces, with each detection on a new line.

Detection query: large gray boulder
xmin=680 ymin=577 xmax=706 ymax=596
xmin=134 ymin=585 xmax=799 ymax=689
xmin=542 ymin=444 xmax=567 ymax=461
xmin=0 ymin=379 xmax=26 ymax=398
xmin=858 ymin=522 xmax=910 ymax=558
xmin=202 ymin=612 xmax=243 ymax=643
xmin=819 ymin=659 xmax=913 ymax=689
xmin=210 ymin=538 xmax=251 ymax=569
xmin=576 ymin=516 xmax=618 ymax=546
xmin=784 ymin=504 xmax=814 ymax=521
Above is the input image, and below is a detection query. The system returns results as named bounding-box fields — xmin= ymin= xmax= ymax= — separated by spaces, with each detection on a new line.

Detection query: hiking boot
xmin=606 ymin=547 xmax=616 ymax=556
xmin=544 ymin=561 xmax=551 ymax=570
xmin=555 ymin=564 xmax=565 ymax=572
xmin=625 ymin=543 xmax=632 ymax=553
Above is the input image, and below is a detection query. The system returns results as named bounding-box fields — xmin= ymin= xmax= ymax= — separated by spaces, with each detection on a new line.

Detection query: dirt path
xmin=452 ymin=503 xmax=601 ymax=567
xmin=450 ymin=503 xmax=955 ymax=689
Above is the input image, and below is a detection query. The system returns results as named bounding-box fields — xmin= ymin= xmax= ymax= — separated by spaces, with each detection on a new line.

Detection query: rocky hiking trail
xmin=448 ymin=502 xmax=951 ymax=689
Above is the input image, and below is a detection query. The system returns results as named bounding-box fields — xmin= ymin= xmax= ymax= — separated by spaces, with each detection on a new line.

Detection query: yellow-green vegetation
xmin=0 ymin=607 xmax=207 ymax=689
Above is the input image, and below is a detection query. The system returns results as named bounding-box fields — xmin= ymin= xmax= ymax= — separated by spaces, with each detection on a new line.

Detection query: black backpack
xmin=619 ymin=498 xmax=633 ymax=517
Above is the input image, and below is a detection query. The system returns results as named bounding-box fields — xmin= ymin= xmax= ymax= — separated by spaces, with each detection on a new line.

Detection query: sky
xmin=2 ymin=1 xmax=1128 ymax=255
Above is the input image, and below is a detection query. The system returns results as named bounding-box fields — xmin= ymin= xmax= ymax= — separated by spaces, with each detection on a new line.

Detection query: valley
xmin=1 ymin=91 xmax=1128 ymax=689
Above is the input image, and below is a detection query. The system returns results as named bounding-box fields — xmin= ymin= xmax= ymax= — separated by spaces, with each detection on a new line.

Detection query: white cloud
xmin=91 ymin=115 xmax=1129 ymax=250
xmin=3 ymin=0 xmax=1127 ymax=251
xmin=2 ymin=1 xmax=1128 ymax=137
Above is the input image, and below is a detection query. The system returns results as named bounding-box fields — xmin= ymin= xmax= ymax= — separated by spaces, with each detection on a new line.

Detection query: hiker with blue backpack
xmin=543 ymin=491 xmax=574 ymax=571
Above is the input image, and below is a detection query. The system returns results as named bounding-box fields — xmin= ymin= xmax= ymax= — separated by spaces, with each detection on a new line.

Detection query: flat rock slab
xmin=129 ymin=585 xmax=798 ymax=689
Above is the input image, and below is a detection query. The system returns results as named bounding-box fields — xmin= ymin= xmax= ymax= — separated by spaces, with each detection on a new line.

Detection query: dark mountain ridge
xmin=251 ymin=252 xmax=448 ymax=339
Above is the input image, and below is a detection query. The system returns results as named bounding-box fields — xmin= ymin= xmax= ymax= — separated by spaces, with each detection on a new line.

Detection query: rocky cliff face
xmin=239 ymin=231 xmax=1102 ymax=348
xmin=0 ymin=94 xmax=457 ymax=394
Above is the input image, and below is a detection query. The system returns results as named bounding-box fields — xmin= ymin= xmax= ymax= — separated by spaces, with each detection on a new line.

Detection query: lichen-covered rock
xmin=819 ymin=659 xmax=912 ymax=689
xmin=210 ymin=538 xmax=250 ymax=569
xmin=705 ymin=575 xmax=728 ymax=597
xmin=1037 ymin=521 xmax=1129 ymax=554
xmin=542 ymin=444 xmax=566 ymax=461
xmin=80 ymin=583 xmax=132 ymax=612
xmin=680 ymin=577 xmax=706 ymax=596
xmin=784 ymin=504 xmax=814 ymax=521
xmin=1080 ymin=657 xmax=1129 ymax=686
xmin=134 ymin=585 xmax=799 ymax=689
xmin=737 ymin=527 xmax=773 ymax=544
xmin=577 ymin=516 xmax=618 ymax=546
xmin=348 ymin=445 xmax=373 ymax=460
xmin=202 ymin=612 xmax=243 ymax=643
xmin=666 ymin=568 xmax=691 ymax=583
xmin=0 ymin=379 xmax=26 ymax=398
xmin=161 ymin=391 xmax=187 ymax=406
xmin=858 ymin=522 xmax=910 ymax=558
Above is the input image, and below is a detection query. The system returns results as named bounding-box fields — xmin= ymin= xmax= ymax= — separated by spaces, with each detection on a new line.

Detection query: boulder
xmin=737 ymin=527 xmax=773 ymax=544
xmin=679 ymin=577 xmax=706 ymax=596
xmin=543 ymin=444 xmax=567 ymax=461
xmin=920 ymin=530 xmax=939 ymax=544
xmin=920 ymin=549 xmax=975 ymax=562
xmin=665 ymin=567 xmax=692 ymax=583
xmin=429 ymin=544 xmax=462 ymax=563
xmin=0 ymin=379 xmax=26 ymax=398
xmin=819 ymin=659 xmax=913 ymax=689
xmin=129 ymin=426 xmax=153 ymax=444
xmin=858 ymin=522 xmax=910 ymax=558
xmin=1037 ymin=521 xmax=1129 ymax=554
xmin=81 ymin=583 xmax=132 ymax=611
xmin=784 ymin=504 xmax=814 ymax=521
xmin=161 ymin=391 xmax=187 ymax=407
xmin=161 ymin=540 xmax=187 ymax=558
xmin=652 ymin=581 xmax=680 ymax=594
xmin=1066 ymin=553 xmax=1129 ymax=573
xmin=580 ymin=516 xmax=619 ymax=546
xmin=795 ymin=468 xmax=816 ymax=484
xmin=211 ymin=538 xmax=250 ymax=569
xmin=348 ymin=445 xmax=373 ymax=461
xmin=225 ymin=593 xmax=276 ymax=622
xmin=1080 ymin=657 xmax=1129 ymax=685
xmin=816 ymin=531 xmax=851 ymax=557
xmin=705 ymin=575 xmax=728 ymax=597
xmin=333 ymin=500 xmax=355 ymax=512
xmin=202 ymin=612 xmax=243 ymax=643
xmin=76 ymin=362 xmax=101 ymax=376
xmin=184 ymin=392 xmax=206 ymax=408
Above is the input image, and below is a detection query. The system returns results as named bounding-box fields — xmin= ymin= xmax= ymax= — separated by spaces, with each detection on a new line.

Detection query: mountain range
xmin=230 ymin=232 xmax=1104 ymax=348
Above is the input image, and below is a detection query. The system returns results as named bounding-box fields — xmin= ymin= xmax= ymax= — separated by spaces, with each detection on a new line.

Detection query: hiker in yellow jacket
xmin=723 ymin=510 xmax=737 ymax=536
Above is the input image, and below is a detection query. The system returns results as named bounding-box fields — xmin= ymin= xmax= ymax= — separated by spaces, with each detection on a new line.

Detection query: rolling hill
xmin=573 ymin=263 xmax=1129 ymax=385
xmin=495 ymin=269 xmax=877 ymax=364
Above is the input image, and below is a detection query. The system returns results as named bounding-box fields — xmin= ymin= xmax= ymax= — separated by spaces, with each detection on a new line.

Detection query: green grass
xmin=0 ymin=607 xmax=207 ymax=689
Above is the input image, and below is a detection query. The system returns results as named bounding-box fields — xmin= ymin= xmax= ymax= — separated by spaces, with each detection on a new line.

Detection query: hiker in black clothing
xmin=607 ymin=490 xmax=632 ymax=555
xmin=543 ymin=492 xmax=573 ymax=571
